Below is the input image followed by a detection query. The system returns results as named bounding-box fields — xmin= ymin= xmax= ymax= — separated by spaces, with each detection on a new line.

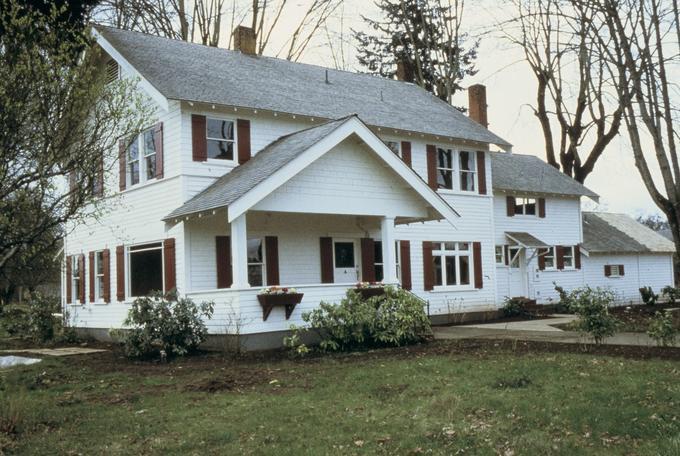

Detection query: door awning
xmin=505 ymin=232 xmax=549 ymax=248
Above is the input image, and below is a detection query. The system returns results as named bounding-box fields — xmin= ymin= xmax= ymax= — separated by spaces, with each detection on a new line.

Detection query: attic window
xmin=106 ymin=59 xmax=119 ymax=84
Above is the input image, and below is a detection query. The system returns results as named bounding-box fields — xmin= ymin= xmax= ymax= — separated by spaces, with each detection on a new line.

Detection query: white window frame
xmin=206 ymin=116 xmax=238 ymax=164
xmin=436 ymin=147 xmax=455 ymax=191
xmin=71 ymin=256 xmax=81 ymax=304
xmin=127 ymin=126 xmax=158 ymax=188
xmin=432 ymin=242 xmax=474 ymax=290
xmin=514 ymin=197 xmax=538 ymax=216
xmin=609 ymin=264 xmax=622 ymax=278
xmin=543 ymin=247 xmax=556 ymax=270
xmin=247 ymin=237 xmax=266 ymax=287
xmin=495 ymin=246 xmax=505 ymax=265
xmin=508 ymin=246 xmax=522 ymax=268
xmin=127 ymin=242 xmax=164 ymax=299
xmin=458 ymin=150 xmax=477 ymax=192
xmin=562 ymin=246 xmax=575 ymax=269
xmin=374 ymin=240 xmax=401 ymax=282
xmin=94 ymin=251 xmax=105 ymax=303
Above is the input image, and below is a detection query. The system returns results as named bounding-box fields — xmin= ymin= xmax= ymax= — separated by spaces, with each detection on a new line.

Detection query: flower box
xmin=257 ymin=291 xmax=304 ymax=321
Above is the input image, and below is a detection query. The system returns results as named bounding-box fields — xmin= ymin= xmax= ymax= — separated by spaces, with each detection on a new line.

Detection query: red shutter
xmin=574 ymin=245 xmax=581 ymax=269
xmin=320 ymin=237 xmax=334 ymax=284
xmin=89 ymin=251 xmax=95 ymax=302
xmin=538 ymin=248 xmax=546 ymax=271
xmin=163 ymin=238 xmax=176 ymax=293
xmin=538 ymin=198 xmax=546 ymax=218
xmin=399 ymin=240 xmax=412 ymax=290
xmin=473 ymin=242 xmax=483 ymax=289
xmin=620 ymin=265 xmax=625 ymax=276
xmin=426 ymin=145 xmax=437 ymax=190
xmin=265 ymin=236 xmax=280 ymax=286
xmin=118 ymin=139 xmax=126 ymax=191
xmin=423 ymin=241 xmax=434 ymax=291
xmin=102 ymin=249 xmax=111 ymax=303
xmin=360 ymin=238 xmax=376 ymax=282
xmin=556 ymin=246 xmax=565 ymax=270
xmin=476 ymin=151 xmax=487 ymax=195
xmin=237 ymin=119 xmax=251 ymax=164
xmin=154 ymin=122 xmax=164 ymax=178
xmin=78 ymin=254 xmax=85 ymax=303
xmin=504 ymin=245 xmax=510 ymax=266
xmin=65 ymin=255 xmax=72 ymax=304
xmin=215 ymin=236 xmax=232 ymax=288
xmin=116 ymin=245 xmax=125 ymax=301
xmin=506 ymin=196 xmax=515 ymax=217
xmin=191 ymin=115 xmax=207 ymax=162
xmin=604 ymin=265 xmax=611 ymax=277
xmin=401 ymin=141 xmax=412 ymax=167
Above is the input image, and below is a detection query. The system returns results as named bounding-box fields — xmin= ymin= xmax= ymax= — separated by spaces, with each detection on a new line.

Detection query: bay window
xmin=247 ymin=238 xmax=265 ymax=287
xmin=207 ymin=118 xmax=235 ymax=160
xmin=459 ymin=151 xmax=476 ymax=191
xmin=437 ymin=147 xmax=454 ymax=190
xmin=432 ymin=242 xmax=471 ymax=287
xmin=128 ymin=243 xmax=163 ymax=297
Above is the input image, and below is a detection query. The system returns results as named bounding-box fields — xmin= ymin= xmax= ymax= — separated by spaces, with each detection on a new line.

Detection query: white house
xmin=62 ymin=25 xmax=675 ymax=348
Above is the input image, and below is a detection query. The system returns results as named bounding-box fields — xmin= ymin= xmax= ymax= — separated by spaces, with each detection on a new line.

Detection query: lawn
xmin=1 ymin=340 xmax=679 ymax=455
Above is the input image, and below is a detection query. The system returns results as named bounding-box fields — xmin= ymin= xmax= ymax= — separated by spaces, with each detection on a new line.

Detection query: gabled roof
xmin=490 ymin=152 xmax=598 ymax=200
xmin=94 ymin=25 xmax=511 ymax=149
xmin=582 ymin=212 xmax=675 ymax=254
xmin=164 ymin=116 xmax=460 ymax=224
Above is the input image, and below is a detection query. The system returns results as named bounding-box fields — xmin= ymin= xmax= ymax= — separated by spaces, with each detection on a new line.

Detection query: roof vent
xmin=233 ymin=26 xmax=256 ymax=55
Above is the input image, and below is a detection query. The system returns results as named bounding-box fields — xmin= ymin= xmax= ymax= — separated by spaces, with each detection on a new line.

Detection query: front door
xmin=507 ymin=246 xmax=527 ymax=297
xmin=333 ymin=240 xmax=359 ymax=283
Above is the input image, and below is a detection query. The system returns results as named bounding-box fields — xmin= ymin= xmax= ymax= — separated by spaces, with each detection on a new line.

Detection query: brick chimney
xmin=233 ymin=26 xmax=256 ymax=55
xmin=395 ymin=58 xmax=415 ymax=83
xmin=468 ymin=84 xmax=488 ymax=128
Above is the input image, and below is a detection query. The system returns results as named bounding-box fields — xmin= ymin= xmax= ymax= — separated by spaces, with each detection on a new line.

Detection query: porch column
xmin=231 ymin=213 xmax=249 ymax=288
xmin=381 ymin=216 xmax=398 ymax=284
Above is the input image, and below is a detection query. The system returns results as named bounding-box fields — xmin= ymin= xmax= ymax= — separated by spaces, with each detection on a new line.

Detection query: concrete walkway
xmin=0 ymin=347 xmax=107 ymax=357
xmin=433 ymin=315 xmax=680 ymax=347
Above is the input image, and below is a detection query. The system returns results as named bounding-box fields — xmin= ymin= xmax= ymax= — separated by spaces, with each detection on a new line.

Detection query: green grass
xmin=1 ymin=342 xmax=679 ymax=455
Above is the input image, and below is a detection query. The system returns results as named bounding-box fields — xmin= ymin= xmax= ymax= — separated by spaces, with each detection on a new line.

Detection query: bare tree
xmin=504 ymin=0 xmax=623 ymax=183
xmin=593 ymin=0 xmax=680 ymax=254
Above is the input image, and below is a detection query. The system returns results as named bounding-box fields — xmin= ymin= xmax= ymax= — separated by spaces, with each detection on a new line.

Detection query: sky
xmin=277 ymin=0 xmax=665 ymax=218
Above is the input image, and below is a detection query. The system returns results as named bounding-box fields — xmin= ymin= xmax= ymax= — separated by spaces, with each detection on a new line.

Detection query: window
xmin=94 ymin=251 xmax=105 ymax=301
xmin=563 ymin=246 xmax=575 ymax=269
xmin=432 ymin=242 xmax=472 ymax=287
xmin=127 ymin=127 xmax=157 ymax=187
xmin=514 ymin=197 xmax=537 ymax=216
xmin=459 ymin=151 xmax=476 ymax=191
xmin=508 ymin=246 xmax=521 ymax=268
xmin=247 ymin=238 xmax=265 ymax=287
xmin=437 ymin=147 xmax=454 ymax=190
xmin=71 ymin=256 xmax=81 ymax=303
xmin=374 ymin=241 xmax=401 ymax=282
xmin=495 ymin=246 xmax=505 ymax=265
xmin=386 ymin=141 xmax=401 ymax=157
xmin=128 ymin=243 xmax=163 ymax=297
xmin=543 ymin=247 xmax=556 ymax=269
xmin=206 ymin=118 xmax=235 ymax=160
xmin=610 ymin=265 xmax=622 ymax=277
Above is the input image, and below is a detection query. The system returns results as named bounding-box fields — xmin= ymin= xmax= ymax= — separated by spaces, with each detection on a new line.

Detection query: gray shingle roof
xmin=95 ymin=25 xmax=511 ymax=148
xmin=490 ymin=152 xmax=598 ymax=199
xmin=582 ymin=212 xmax=675 ymax=254
xmin=506 ymin=231 xmax=549 ymax=248
xmin=164 ymin=116 xmax=353 ymax=221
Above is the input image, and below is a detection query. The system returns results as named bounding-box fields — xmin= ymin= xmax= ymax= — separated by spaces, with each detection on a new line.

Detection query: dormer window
xmin=207 ymin=118 xmax=235 ymax=160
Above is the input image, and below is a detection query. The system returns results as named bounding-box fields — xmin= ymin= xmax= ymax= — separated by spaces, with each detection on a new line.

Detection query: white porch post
xmin=231 ymin=213 xmax=249 ymax=288
xmin=381 ymin=216 xmax=398 ymax=284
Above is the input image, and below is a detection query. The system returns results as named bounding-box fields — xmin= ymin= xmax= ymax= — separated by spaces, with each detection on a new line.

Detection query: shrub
xmin=570 ymin=286 xmax=619 ymax=344
xmin=661 ymin=286 xmax=680 ymax=305
xmin=640 ymin=286 xmax=658 ymax=306
xmin=287 ymin=286 xmax=431 ymax=353
xmin=647 ymin=310 xmax=677 ymax=347
xmin=115 ymin=292 xmax=214 ymax=359
xmin=0 ymin=294 xmax=61 ymax=342
xmin=0 ymin=306 xmax=30 ymax=336
xmin=501 ymin=297 xmax=533 ymax=317
xmin=553 ymin=282 xmax=574 ymax=313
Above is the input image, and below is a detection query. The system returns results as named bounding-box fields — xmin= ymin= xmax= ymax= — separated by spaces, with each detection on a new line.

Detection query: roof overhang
xmin=505 ymin=231 xmax=549 ymax=249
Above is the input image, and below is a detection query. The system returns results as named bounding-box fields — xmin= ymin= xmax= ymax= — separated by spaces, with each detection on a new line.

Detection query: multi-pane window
xmin=94 ymin=251 xmax=105 ymax=301
xmin=386 ymin=141 xmax=401 ymax=157
xmin=610 ymin=265 xmax=622 ymax=277
xmin=459 ymin=151 xmax=476 ymax=191
xmin=508 ymin=246 xmax=521 ymax=268
xmin=495 ymin=246 xmax=505 ymax=265
xmin=129 ymin=243 xmax=163 ymax=297
xmin=563 ymin=246 xmax=575 ymax=268
xmin=432 ymin=242 xmax=471 ymax=287
xmin=207 ymin=118 xmax=235 ymax=160
xmin=143 ymin=129 xmax=157 ymax=180
xmin=514 ymin=197 xmax=537 ymax=216
xmin=71 ymin=256 xmax=81 ymax=303
xmin=543 ymin=247 xmax=556 ymax=269
xmin=247 ymin=238 xmax=265 ymax=287
xmin=437 ymin=147 xmax=454 ymax=190
xmin=127 ymin=139 xmax=140 ymax=186
xmin=374 ymin=241 xmax=400 ymax=282
xmin=127 ymin=127 xmax=157 ymax=187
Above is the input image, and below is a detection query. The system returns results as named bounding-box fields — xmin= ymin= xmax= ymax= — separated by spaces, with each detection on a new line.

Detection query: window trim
xmin=374 ymin=240 xmax=401 ymax=282
xmin=246 ymin=237 xmax=266 ymax=287
xmin=609 ymin=264 xmax=622 ymax=278
xmin=127 ymin=126 xmax=159 ymax=188
xmin=436 ymin=147 xmax=455 ymax=191
xmin=205 ymin=116 xmax=238 ymax=164
xmin=93 ymin=250 xmax=106 ymax=303
xmin=458 ymin=150 xmax=477 ymax=193
xmin=495 ymin=245 xmax=505 ymax=265
xmin=543 ymin=246 xmax=556 ymax=270
xmin=126 ymin=242 xmax=164 ymax=299
xmin=562 ymin=246 xmax=575 ymax=270
xmin=513 ymin=197 xmax=538 ymax=216
xmin=432 ymin=241 xmax=474 ymax=291
xmin=508 ymin=246 xmax=522 ymax=269
xmin=71 ymin=256 xmax=82 ymax=305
